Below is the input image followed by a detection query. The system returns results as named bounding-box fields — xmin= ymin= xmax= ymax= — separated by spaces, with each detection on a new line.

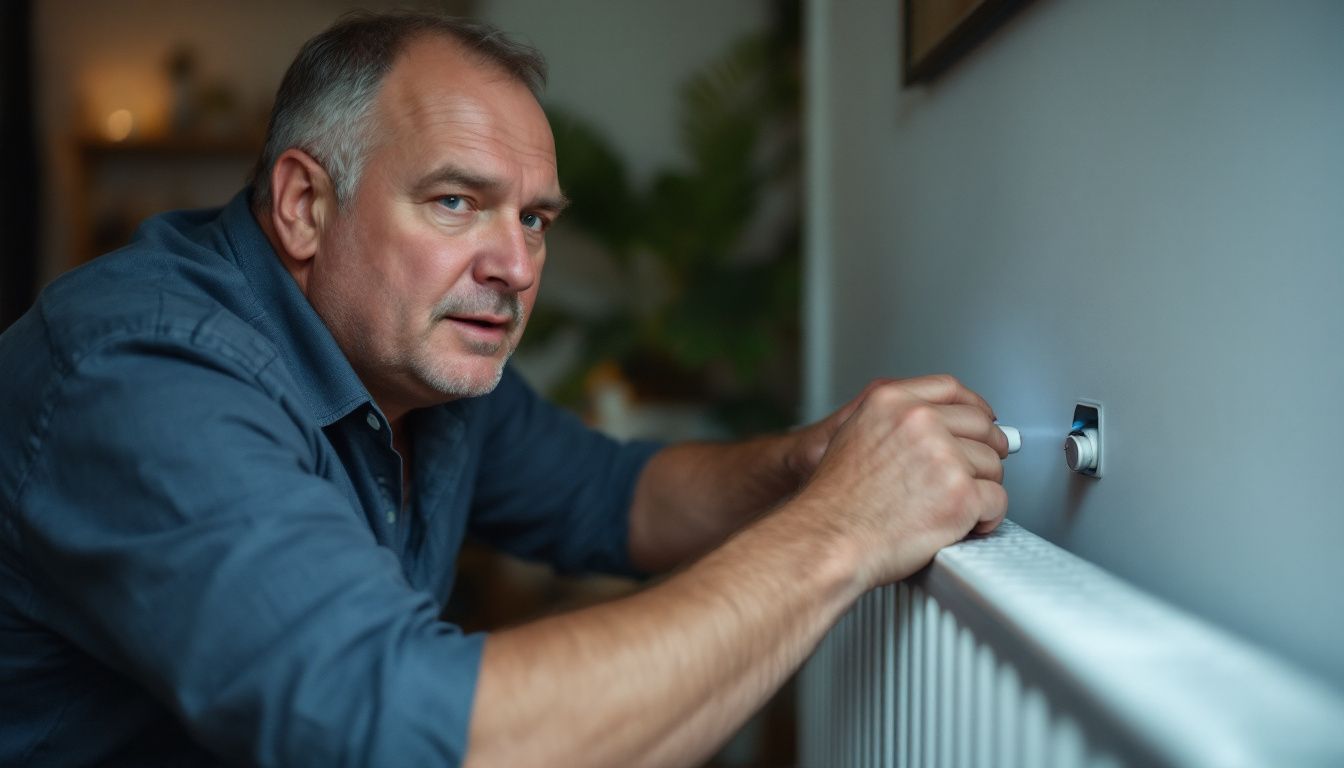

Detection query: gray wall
xmin=479 ymin=0 xmax=769 ymax=186
xmin=806 ymin=0 xmax=1344 ymax=690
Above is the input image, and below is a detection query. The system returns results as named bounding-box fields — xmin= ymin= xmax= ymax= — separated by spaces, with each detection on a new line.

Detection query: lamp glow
xmin=105 ymin=109 xmax=134 ymax=142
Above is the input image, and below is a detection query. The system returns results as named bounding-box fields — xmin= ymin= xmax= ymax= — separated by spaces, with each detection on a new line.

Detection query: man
xmin=0 ymin=12 xmax=1008 ymax=767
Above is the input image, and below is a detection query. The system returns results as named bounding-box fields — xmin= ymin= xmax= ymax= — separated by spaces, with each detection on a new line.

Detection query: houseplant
xmin=526 ymin=22 xmax=802 ymax=437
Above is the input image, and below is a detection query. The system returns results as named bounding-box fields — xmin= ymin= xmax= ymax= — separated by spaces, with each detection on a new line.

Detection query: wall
xmin=806 ymin=0 xmax=1344 ymax=690
xmin=478 ymin=0 xmax=768 ymax=186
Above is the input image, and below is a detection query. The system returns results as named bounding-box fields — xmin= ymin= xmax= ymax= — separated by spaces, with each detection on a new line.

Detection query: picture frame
xmin=903 ymin=0 xmax=1032 ymax=85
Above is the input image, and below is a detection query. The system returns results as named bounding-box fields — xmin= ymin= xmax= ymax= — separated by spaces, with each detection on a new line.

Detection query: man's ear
xmin=268 ymin=148 xmax=336 ymax=264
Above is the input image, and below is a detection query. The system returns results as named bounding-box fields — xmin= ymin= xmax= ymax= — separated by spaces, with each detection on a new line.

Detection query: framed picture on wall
xmin=904 ymin=0 xmax=1032 ymax=84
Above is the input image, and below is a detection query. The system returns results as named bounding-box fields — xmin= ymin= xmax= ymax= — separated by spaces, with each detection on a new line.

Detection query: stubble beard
xmin=414 ymin=289 xmax=525 ymax=399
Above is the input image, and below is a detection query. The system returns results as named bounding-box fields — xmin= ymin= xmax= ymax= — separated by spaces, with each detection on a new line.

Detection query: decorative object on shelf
xmin=72 ymin=136 xmax=261 ymax=265
xmin=196 ymin=81 xmax=243 ymax=139
xmin=163 ymin=43 xmax=245 ymax=139
xmin=166 ymin=45 xmax=199 ymax=135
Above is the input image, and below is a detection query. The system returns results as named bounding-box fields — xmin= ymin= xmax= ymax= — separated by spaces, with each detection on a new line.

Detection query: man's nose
xmin=473 ymin=213 xmax=537 ymax=292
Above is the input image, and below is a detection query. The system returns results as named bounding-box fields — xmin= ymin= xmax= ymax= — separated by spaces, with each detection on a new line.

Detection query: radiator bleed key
xmin=996 ymin=424 xmax=1021 ymax=455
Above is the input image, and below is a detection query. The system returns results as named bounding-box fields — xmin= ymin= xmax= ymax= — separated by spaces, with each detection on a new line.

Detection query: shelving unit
xmin=71 ymin=135 xmax=260 ymax=266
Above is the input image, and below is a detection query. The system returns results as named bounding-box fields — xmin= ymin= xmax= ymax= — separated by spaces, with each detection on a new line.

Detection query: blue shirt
xmin=0 ymin=191 xmax=660 ymax=766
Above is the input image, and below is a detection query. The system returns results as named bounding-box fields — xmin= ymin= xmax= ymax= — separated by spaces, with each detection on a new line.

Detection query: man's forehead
xmin=381 ymin=37 xmax=536 ymax=122
xmin=375 ymin=36 xmax=556 ymax=168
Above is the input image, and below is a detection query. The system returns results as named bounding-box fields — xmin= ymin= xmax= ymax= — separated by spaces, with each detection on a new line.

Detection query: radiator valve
xmin=1064 ymin=426 xmax=1099 ymax=473
xmin=1065 ymin=401 xmax=1103 ymax=477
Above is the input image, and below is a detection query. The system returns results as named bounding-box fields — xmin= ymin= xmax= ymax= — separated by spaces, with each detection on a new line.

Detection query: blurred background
xmin=6 ymin=0 xmax=1344 ymax=763
xmin=1 ymin=1 xmax=803 ymax=764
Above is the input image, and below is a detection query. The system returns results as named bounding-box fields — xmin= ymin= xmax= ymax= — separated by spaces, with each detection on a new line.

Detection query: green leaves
xmin=548 ymin=110 xmax=640 ymax=263
xmin=537 ymin=19 xmax=801 ymax=435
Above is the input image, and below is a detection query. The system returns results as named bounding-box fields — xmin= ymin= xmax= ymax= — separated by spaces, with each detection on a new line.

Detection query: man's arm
xmin=16 ymin=337 xmax=485 ymax=765
xmin=625 ymin=377 xmax=922 ymax=573
xmin=624 ymin=434 xmax=803 ymax=573
xmin=466 ymin=375 xmax=1009 ymax=767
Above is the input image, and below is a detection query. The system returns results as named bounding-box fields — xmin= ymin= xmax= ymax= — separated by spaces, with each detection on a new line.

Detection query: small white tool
xmin=997 ymin=425 xmax=1021 ymax=455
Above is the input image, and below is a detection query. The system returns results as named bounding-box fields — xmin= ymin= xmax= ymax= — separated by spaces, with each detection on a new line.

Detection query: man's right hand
xmin=468 ymin=374 xmax=1009 ymax=768
xmin=787 ymin=374 xmax=1010 ymax=592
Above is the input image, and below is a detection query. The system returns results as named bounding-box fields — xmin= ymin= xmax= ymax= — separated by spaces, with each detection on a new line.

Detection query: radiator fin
xmin=798 ymin=521 xmax=1344 ymax=767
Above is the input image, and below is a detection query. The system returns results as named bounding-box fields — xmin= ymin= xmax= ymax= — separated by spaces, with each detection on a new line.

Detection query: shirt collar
xmin=218 ymin=189 xmax=373 ymax=427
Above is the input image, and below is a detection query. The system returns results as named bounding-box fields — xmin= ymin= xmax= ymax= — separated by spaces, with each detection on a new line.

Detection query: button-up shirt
xmin=0 ymin=191 xmax=659 ymax=766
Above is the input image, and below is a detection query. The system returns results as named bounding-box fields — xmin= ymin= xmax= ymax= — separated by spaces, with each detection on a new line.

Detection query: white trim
xmin=802 ymin=0 xmax=833 ymax=423
xmin=923 ymin=521 xmax=1344 ymax=766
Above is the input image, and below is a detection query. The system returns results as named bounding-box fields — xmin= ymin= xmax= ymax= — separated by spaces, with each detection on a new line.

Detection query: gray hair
xmin=249 ymin=11 xmax=547 ymax=212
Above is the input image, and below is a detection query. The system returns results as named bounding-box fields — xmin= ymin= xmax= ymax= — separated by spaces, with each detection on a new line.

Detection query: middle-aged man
xmin=0 ymin=12 xmax=1009 ymax=767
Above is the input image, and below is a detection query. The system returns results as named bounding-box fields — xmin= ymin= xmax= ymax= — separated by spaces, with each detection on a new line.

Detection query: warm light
xmin=104 ymin=109 xmax=134 ymax=142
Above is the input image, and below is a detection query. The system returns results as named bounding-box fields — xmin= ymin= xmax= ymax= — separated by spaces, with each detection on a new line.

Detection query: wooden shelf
xmin=78 ymin=135 xmax=262 ymax=158
xmin=70 ymin=134 xmax=263 ymax=266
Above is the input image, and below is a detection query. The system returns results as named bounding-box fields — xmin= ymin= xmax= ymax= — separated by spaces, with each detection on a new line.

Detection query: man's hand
xmin=781 ymin=377 xmax=901 ymax=482
xmin=628 ymin=374 xmax=1008 ymax=576
xmin=471 ymin=374 xmax=1009 ymax=767
xmin=786 ymin=374 xmax=1010 ymax=591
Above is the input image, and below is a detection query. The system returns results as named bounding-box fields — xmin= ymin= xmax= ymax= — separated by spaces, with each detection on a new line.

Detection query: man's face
xmin=307 ymin=36 xmax=563 ymax=415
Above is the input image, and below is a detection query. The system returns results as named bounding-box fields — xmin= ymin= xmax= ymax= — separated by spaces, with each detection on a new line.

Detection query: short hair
xmin=249 ymin=11 xmax=547 ymax=212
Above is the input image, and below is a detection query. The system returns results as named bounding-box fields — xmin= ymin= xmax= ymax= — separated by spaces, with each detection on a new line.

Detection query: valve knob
xmin=1064 ymin=427 xmax=1099 ymax=473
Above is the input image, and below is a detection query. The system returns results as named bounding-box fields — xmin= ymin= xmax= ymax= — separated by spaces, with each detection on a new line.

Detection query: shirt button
xmin=366 ymin=412 xmax=380 ymax=431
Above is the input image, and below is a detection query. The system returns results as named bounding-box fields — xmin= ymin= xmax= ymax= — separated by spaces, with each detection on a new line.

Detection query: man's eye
xmin=438 ymin=195 xmax=467 ymax=211
xmin=521 ymin=213 xmax=547 ymax=232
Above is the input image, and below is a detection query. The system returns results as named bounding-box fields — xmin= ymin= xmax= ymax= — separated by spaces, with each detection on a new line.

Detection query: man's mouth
xmin=442 ymin=314 xmax=515 ymax=348
xmin=446 ymin=314 xmax=510 ymax=330
xmin=433 ymin=292 xmax=523 ymax=349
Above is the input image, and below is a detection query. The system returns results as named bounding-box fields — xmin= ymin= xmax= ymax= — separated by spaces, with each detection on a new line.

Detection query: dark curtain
xmin=1 ymin=0 xmax=40 ymax=331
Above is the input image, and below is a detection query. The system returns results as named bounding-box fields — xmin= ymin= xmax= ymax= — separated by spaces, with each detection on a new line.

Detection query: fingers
xmin=959 ymin=438 xmax=1004 ymax=483
xmin=797 ymin=374 xmax=1013 ymax=594
xmin=842 ymin=383 xmax=1007 ymax=478
xmin=833 ymin=377 xmax=903 ymax=426
xmin=790 ymin=378 xmax=910 ymax=478
xmin=846 ymin=374 xmax=997 ymax=433
xmin=888 ymin=374 xmax=996 ymax=418
xmin=938 ymin=404 xmax=1010 ymax=458
xmin=794 ymin=376 xmax=1012 ymax=590
xmin=972 ymin=480 xmax=1009 ymax=535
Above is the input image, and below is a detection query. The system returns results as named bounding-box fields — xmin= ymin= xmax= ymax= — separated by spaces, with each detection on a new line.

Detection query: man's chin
xmin=418 ymin=355 xmax=509 ymax=400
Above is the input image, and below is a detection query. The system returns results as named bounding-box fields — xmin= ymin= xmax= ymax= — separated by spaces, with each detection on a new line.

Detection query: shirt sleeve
xmin=13 ymin=330 xmax=481 ymax=767
xmin=467 ymin=367 xmax=663 ymax=578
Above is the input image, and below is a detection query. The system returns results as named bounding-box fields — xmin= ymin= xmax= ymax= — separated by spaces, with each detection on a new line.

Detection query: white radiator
xmin=798 ymin=521 xmax=1344 ymax=767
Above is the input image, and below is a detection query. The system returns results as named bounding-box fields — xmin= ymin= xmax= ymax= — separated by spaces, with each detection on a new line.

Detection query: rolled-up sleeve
xmin=14 ymin=331 xmax=481 ymax=766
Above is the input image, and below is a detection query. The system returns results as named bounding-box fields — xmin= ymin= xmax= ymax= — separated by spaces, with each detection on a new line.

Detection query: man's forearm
xmin=466 ymin=497 xmax=860 ymax=768
xmin=467 ymin=374 xmax=1010 ymax=767
xmin=627 ymin=436 xmax=804 ymax=573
